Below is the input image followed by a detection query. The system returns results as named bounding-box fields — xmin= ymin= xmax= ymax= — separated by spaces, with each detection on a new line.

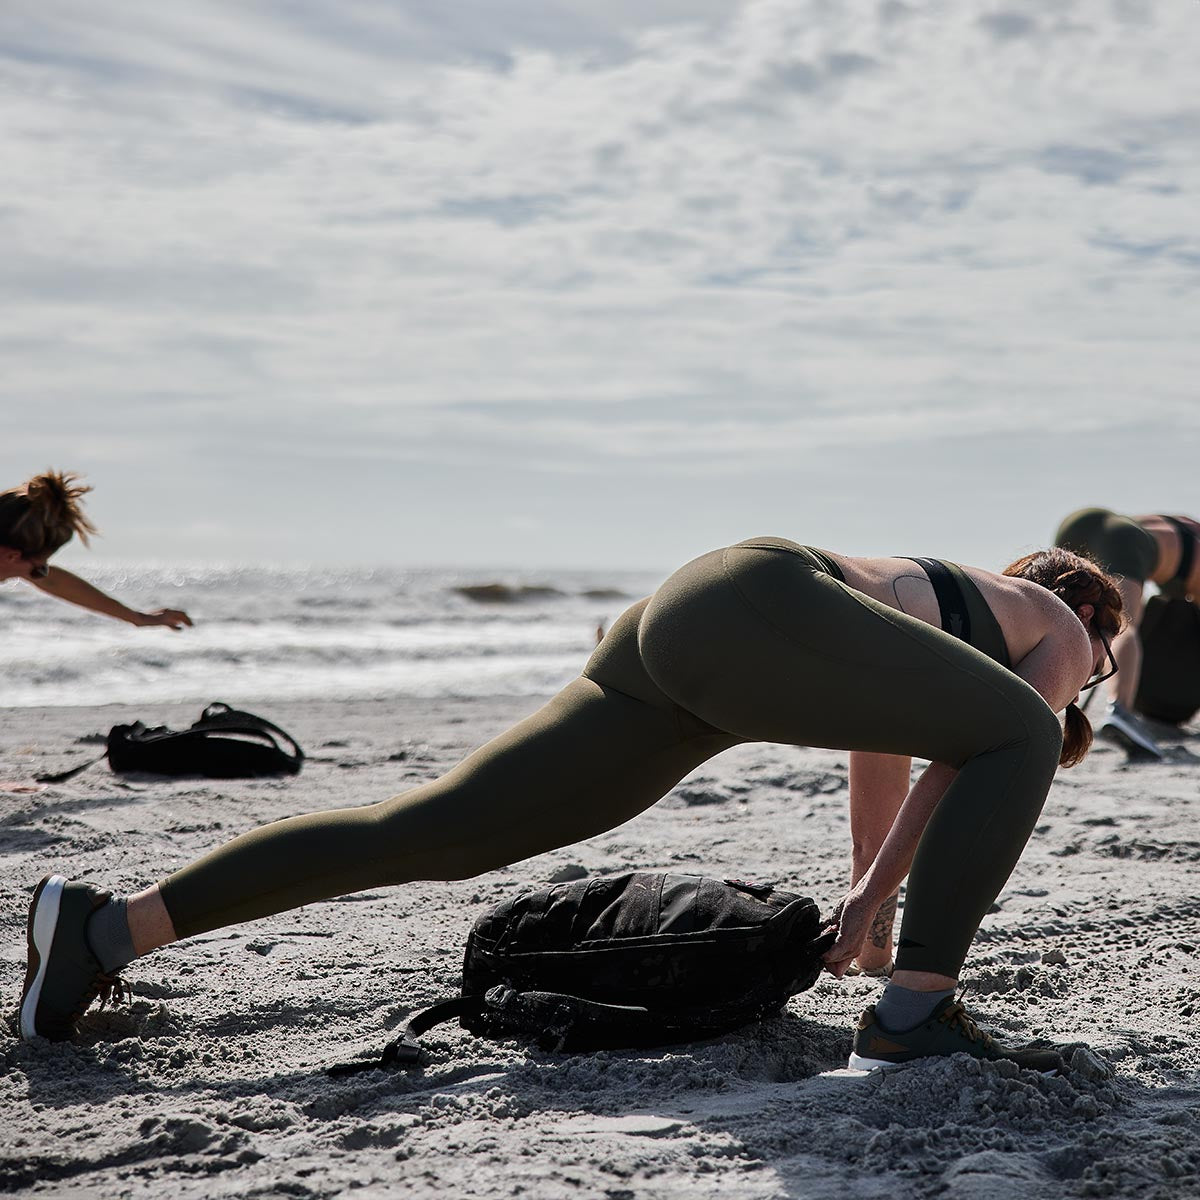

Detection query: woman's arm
xmin=1110 ymin=577 xmax=1144 ymax=709
xmin=824 ymin=760 xmax=957 ymax=976
xmin=30 ymin=567 xmax=193 ymax=630
xmin=1010 ymin=627 xmax=1091 ymax=714
xmin=848 ymin=751 xmax=910 ymax=970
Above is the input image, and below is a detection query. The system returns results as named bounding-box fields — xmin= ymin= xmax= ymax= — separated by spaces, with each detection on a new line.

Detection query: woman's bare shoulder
xmin=961 ymin=565 xmax=1087 ymax=666
xmin=959 ymin=564 xmax=1067 ymax=617
xmin=962 ymin=568 xmax=1090 ymax=708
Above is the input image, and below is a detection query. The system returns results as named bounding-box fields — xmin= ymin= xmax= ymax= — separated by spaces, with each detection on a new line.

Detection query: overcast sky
xmin=1 ymin=0 xmax=1196 ymax=571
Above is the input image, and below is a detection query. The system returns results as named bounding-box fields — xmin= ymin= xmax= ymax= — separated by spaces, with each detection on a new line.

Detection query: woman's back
xmin=824 ymin=552 xmax=1091 ymax=705
xmin=1136 ymin=514 xmax=1200 ymax=591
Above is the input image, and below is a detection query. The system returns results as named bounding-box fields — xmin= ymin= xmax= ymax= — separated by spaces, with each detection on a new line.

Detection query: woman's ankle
xmin=128 ymin=885 xmax=178 ymax=957
xmin=890 ymin=968 xmax=957 ymax=992
xmin=855 ymin=946 xmax=894 ymax=973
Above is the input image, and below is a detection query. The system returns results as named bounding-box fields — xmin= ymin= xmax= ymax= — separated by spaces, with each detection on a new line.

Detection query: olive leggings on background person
xmin=159 ymin=538 xmax=1064 ymax=979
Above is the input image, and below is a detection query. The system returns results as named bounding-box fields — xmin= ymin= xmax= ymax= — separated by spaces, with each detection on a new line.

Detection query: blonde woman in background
xmin=0 ymin=471 xmax=191 ymax=631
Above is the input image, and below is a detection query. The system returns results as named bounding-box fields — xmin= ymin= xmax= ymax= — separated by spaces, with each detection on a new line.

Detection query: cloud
xmin=1035 ymin=144 xmax=1149 ymax=186
xmin=1 ymin=0 xmax=1197 ymax=563
xmin=978 ymin=11 xmax=1039 ymax=42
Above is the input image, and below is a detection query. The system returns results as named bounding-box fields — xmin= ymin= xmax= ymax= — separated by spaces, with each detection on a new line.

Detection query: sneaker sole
xmin=20 ymin=874 xmax=66 ymax=1041
xmin=847 ymin=1048 xmax=1060 ymax=1074
xmin=847 ymin=1051 xmax=907 ymax=1071
xmin=1098 ymin=717 xmax=1162 ymax=759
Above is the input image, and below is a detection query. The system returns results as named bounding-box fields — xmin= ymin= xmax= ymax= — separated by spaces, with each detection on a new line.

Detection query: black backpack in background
xmin=38 ymin=702 xmax=304 ymax=782
xmin=108 ymin=702 xmax=304 ymax=777
xmin=1135 ymin=589 xmax=1200 ymax=726
xmin=330 ymin=872 xmax=833 ymax=1075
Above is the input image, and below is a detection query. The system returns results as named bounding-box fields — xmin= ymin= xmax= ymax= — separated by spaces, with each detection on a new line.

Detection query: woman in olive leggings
xmin=1055 ymin=506 xmax=1200 ymax=759
xmin=21 ymin=537 xmax=1122 ymax=1069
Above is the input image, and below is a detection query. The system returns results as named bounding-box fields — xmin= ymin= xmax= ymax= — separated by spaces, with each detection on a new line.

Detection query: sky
xmin=1 ymin=0 xmax=1197 ymax=571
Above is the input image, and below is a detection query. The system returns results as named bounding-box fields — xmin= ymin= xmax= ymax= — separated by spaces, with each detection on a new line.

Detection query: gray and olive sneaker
xmin=848 ymin=997 xmax=1065 ymax=1073
xmin=20 ymin=875 xmax=129 ymax=1042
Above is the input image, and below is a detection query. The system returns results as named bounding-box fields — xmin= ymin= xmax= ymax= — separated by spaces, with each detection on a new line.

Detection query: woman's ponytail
xmin=1061 ymin=701 xmax=1093 ymax=768
xmin=0 ymin=470 xmax=97 ymax=556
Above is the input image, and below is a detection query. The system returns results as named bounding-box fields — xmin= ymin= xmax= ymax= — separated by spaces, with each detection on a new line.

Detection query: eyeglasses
xmin=1080 ymin=630 xmax=1119 ymax=691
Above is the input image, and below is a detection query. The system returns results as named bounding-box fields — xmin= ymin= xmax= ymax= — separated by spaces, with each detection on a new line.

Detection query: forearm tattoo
xmin=870 ymin=893 xmax=899 ymax=949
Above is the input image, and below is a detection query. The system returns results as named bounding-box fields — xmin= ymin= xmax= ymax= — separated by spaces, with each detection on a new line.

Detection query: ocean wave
xmin=0 ymin=563 xmax=658 ymax=707
xmin=453 ymin=583 xmax=567 ymax=603
xmin=0 ymin=652 xmax=586 ymax=708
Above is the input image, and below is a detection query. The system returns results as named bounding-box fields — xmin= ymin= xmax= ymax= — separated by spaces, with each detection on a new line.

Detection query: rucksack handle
xmin=195 ymin=702 xmax=305 ymax=768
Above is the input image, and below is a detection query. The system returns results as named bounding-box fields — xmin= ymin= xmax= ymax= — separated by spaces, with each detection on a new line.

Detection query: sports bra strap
xmin=1163 ymin=516 xmax=1195 ymax=585
xmin=904 ymin=557 xmax=972 ymax=642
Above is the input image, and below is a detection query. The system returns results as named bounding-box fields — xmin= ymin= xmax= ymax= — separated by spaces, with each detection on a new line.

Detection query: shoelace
xmin=70 ymin=970 xmax=130 ymax=1022
xmin=98 ymin=972 xmax=130 ymax=1010
xmin=936 ymin=1000 xmax=997 ymax=1049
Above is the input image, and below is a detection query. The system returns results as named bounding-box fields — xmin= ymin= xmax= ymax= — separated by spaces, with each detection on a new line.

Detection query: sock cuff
xmin=86 ymin=896 xmax=136 ymax=975
xmin=874 ymin=982 xmax=955 ymax=1034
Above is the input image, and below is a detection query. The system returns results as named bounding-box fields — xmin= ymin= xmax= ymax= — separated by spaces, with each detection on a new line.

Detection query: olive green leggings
xmin=160 ymin=538 xmax=1063 ymax=978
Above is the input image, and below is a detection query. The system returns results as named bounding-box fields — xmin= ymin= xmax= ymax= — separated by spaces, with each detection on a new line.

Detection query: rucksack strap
xmin=324 ymin=988 xmax=661 ymax=1076
xmin=326 ymin=996 xmax=482 ymax=1076
xmin=35 ymin=752 xmax=108 ymax=785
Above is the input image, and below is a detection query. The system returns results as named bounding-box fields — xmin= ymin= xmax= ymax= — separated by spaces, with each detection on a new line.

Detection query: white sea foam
xmin=0 ymin=563 xmax=655 ymax=707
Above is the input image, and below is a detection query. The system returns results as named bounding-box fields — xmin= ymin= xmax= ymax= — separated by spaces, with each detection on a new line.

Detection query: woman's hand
xmin=136 ymin=608 xmax=193 ymax=631
xmin=821 ymin=889 xmax=878 ymax=979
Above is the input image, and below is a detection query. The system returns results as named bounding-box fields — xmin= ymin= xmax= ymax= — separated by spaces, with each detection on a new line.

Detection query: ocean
xmin=0 ymin=563 xmax=659 ymax=708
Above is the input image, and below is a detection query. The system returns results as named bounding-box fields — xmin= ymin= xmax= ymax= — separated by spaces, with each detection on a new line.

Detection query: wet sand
xmin=2 ymin=698 xmax=1199 ymax=1198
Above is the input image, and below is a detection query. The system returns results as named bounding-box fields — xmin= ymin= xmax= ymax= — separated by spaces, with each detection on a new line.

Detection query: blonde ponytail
xmin=0 ymin=470 xmax=97 ymax=556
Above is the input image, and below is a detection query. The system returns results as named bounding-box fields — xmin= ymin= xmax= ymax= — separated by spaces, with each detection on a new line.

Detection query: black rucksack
xmin=329 ymin=872 xmax=833 ymax=1075
xmin=37 ymin=702 xmax=304 ymax=782
xmin=1135 ymin=589 xmax=1200 ymax=725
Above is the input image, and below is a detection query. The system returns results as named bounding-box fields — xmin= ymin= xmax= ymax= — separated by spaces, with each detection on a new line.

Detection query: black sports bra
xmin=903 ymin=557 xmax=1012 ymax=670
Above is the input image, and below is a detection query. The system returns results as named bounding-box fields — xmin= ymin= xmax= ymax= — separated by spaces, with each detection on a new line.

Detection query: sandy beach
xmin=2 ymin=696 xmax=1199 ymax=1199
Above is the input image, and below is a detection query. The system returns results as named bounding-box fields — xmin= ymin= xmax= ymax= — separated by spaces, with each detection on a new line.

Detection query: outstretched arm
xmin=824 ymin=759 xmax=957 ymax=977
xmin=30 ymin=567 xmax=193 ymax=630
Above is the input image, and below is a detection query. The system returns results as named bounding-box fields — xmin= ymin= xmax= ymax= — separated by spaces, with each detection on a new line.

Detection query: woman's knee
xmin=989 ymin=689 xmax=1063 ymax=779
xmin=1030 ymin=700 xmax=1065 ymax=769
xmin=955 ymin=683 xmax=1062 ymax=778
